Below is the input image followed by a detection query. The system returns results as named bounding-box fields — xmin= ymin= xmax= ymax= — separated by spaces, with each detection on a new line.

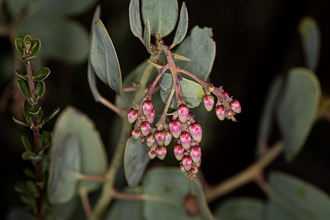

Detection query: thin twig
xmin=99 ymin=96 xmax=125 ymax=116
xmin=80 ymin=188 xmax=92 ymax=218
xmin=205 ymin=141 xmax=283 ymax=202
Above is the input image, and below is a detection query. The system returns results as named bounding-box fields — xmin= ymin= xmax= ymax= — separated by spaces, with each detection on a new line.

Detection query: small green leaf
xmin=48 ymin=134 xmax=80 ymax=204
xmin=22 ymin=100 xmax=31 ymax=118
xmin=15 ymin=183 xmax=27 ymax=194
xmin=20 ymin=194 xmax=36 ymax=208
xmin=142 ymin=168 xmax=214 ymax=220
xmin=35 ymin=81 xmax=46 ymax=100
xmin=299 ymin=17 xmax=320 ymax=71
xmin=23 ymin=35 xmax=32 ymax=50
xmin=142 ymin=0 xmax=178 ymax=37
xmin=40 ymin=130 xmax=52 ymax=152
xmin=31 ymin=39 xmax=41 ymax=56
xmin=12 ymin=116 xmax=29 ymax=127
xmin=124 ymin=137 xmax=150 ymax=187
xmin=267 ymin=171 xmax=330 ymax=220
xmin=173 ymin=53 xmax=191 ymax=62
xmin=15 ymin=38 xmax=24 ymax=55
xmin=147 ymin=59 xmax=163 ymax=69
xmin=88 ymin=6 xmax=101 ymax=102
xmin=174 ymin=26 xmax=216 ymax=81
xmin=50 ymin=107 xmax=107 ymax=193
xmin=25 ymin=180 xmax=37 ymax=195
xmin=143 ymin=19 xmax=151 ymax=54
xmin=18 ymin=79 xmax=30 ymax=98
xmin=15 ymin=69 xmax=26 ymax=80
xmin=105 ymin=188 xmax=143 ymax=220
xmin=43 ymin=107 xmax=60 ymax=123
xmin=33 ymin=67 xmax=50 ymax=82
xmin=24 ymin=55 xmax=37 ymax=62
xmin=276 ymin=68 xmax=321 ymax=161
xmin=22 ymin=151 xmax=42 ymax=162
xmin=28 ymin=105 xmax=41 ymax=115
xmin=214 ymin=198 xmax=265 ymax=220
xmin=24 ymin=168 xmax=35 ymax=179
xmin=21 ymin=135 xmax=32 ymax=152
xmin=91 ymin=19 xmax=122 ymax=94
xmin=171 ymin=2 xmax=188 ymax=48
xmin=129 ymin=0 xmax=143 ymax=40
xmin=160 ymin=73 xmax=205 ymax=108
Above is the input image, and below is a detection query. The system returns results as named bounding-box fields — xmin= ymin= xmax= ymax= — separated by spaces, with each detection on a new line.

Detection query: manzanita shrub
xmin=6 ymin=0 xmax=330 ymax=220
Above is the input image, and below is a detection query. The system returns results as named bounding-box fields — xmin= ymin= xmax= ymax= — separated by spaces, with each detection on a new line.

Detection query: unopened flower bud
xmin=146 ymin=134 xmax=155 ymax=147
xmin=148 ymin=149 xmax=156 ymax=159
xmin=146 ymin=108 xmax=155 ymax=123
xmin=164 ymin=130 xmax=172 ymax=146
xmin=155 ymin=130 xmax=165 ymax=146
xmin=174 ymin=144 xmax=184 ymax=161
xmin=189 ymin=123 xmax=202 ymax=143
xmin=230 ymin=99 xmax=241 ymax=114
xmin=195 ymin=159 xmax=201 ymax=167
xmin=127 ymin=108 xmax=138 ymax=123
xmin=142 ymin=100 xmax=153 ymax=116
xmin=178 ymin=104 xmax=189 ymax=123
xmin=156 ymin=146 xmax=167 ymax=160
xmin=191 ymin=166 xmax=199 ymax=175
xmin=226 ymin=109 xmax=234 ymax=118
xmin=190 ymin=146 xmax=202 ymax=163
xmin=140 ymin=122 xmax=151 ymax=136
xmin=131 ymin=127 xmax=141 ymax=139
xmin=182 ymin=155 xmax=192 ymax=171
xmin=203 ymin=95 xmax=214 ymax=112
xmin=169 ymin=120 xmax=181 ymax=138
xmin=180 ymin=131 xmax=191 ymax=150
xmin=216 ymin=105 xmax=226 ymax=121
xmin=180 ymin=164 xmax=186 ymax=172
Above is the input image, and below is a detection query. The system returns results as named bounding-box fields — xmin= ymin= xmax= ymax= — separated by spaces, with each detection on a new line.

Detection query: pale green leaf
xmin=50 ymin=106 xmax=107 ymax=193
xmin=276 ymin=68 xmax=321 ymax=161
xmin=174 ymin=26 xmax=216 ymax=81
xmin=129 ymin=0 xmax=143 ymax=40
xmin=299 ymin=17 xmax=320 ymax=71
xmin=88 ymin=6 xmax=102 ymax=102
xmin=160 ymin=73 xmax=205 ymax=108
xmin=143 ymin=19 xmax=151 ymax=53
xmin=266 ymin=171 xmax=330 ymax=220
xmin=17 ymin=16 xmax=89 ymax=64
xmin=91 ymin=19 xmax=122 ymax=94
xmin=124 ymin=137 xmax=150 ymax=187
xmin=142 ymin=0 xmax=178 ymax=37
xmin=48 ymin=134 xmax=80 ymax=204
xmin=214 ymin=198 xmax=265 ymax=220
xmin=171 ymin=2 xmax=189 ymax=48
xmin=142 ymin=168 xmax=213 ymax=220
xmin=50 ymin=198 xmax=79 ymax=220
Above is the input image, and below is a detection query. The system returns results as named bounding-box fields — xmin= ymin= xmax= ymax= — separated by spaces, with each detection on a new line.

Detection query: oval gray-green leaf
xmin=124 ymin=137 xmax=150 ymax=187
xmin=142 ymin=0 xmax=178 ymax=37
xmin=17 ymin=15 xmax=89 ymax=64
xmin=276 ymin=67 xmax=320 ymax=161
xmin=105 ymin=188 xmax=143 ymax=220
xmin=88 ymin=6 xmax=101 ymax=102
xmin=129 ymin=0 xmax=143 ymax=40
xmin=50 ymin=106 xmax=107 ymax=193
xmin=50 ymin=198 xmax=79 ymax=220
xmin=142 ymin=168 xmax=213 ymax=220
xmin=91 ymin=19 xmax=122 ymax=94
xmin=160 ymin=73 xmax=205 ymax=108
xmin=38 ymin=0 xmax=96 ymax=16
xmin=266 ymin=171 xmax=330 ymax=220
xmin=299 ymin=17 xmax=320 ymax=71
xmin=174 ymin=26 xmax=216 ymax=81
xmin=48 ymin=134 xmax=80 ymax=204
xmin=214 ymin=198 xmax=265 ymax=220
xmin=171 ymin=2 xmax=188 ymax=48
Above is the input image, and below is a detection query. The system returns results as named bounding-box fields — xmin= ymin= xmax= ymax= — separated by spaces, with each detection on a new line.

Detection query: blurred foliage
xmin=2 ymin=0 xmax=330 ymax=219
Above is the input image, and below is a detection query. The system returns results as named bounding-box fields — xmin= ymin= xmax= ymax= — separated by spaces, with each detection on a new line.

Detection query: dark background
xmin=1 ymin=0 xmax=330 ymax=218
